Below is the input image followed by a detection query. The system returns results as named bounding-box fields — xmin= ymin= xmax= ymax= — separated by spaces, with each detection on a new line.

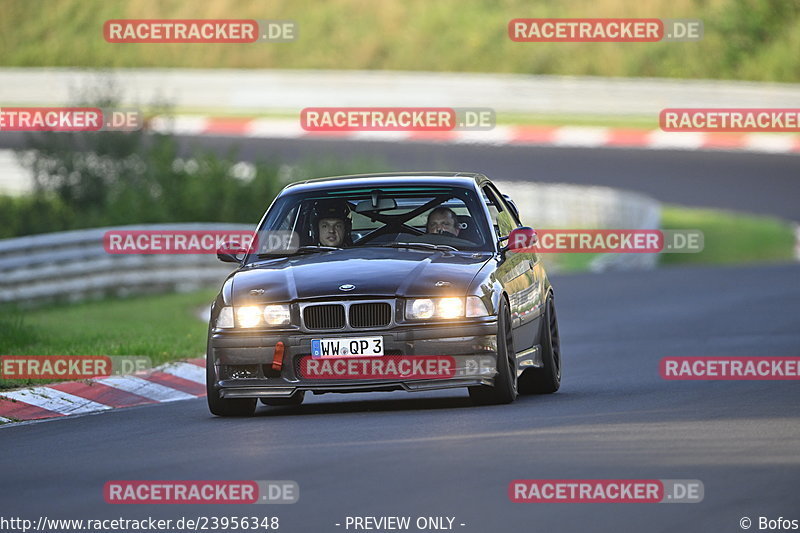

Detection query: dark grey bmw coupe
xmin=206 ymin=172 xmax=561 ymax=416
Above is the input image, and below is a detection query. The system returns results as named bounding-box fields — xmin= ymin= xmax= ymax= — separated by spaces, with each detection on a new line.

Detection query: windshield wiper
xmin=376 ymin=242 xmax=458 ymax=252
xmin=255 ymin=245 xmax=340 ymax=258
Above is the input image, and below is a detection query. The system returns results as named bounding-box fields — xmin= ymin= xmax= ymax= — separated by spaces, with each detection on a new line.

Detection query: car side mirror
xmin=217 ymin=241 xmax=247 ymax=264
xmin=504 ymin=227 xmax=538 ymax=253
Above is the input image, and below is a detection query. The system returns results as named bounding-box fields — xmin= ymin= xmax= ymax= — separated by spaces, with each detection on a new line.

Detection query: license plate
xmin=311 ymin=337 xmax=384 ymax=358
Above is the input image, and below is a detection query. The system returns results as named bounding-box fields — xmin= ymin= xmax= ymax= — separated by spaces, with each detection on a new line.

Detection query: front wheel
xmin=206 ymin=351 xmax=256 ymax=417
xmin=469 ymin=299 xmax=518 ymax=405
xmin=518 ymin=293 xmax=561 ymax=394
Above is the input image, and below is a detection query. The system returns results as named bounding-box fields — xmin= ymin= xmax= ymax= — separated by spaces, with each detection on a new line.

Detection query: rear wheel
xmin=469 ymin=299 xmax=518 ymax=405
xmin=260 ymin=391 xmax=305 ymax=406
xmin=518 ymin=293 xmax=561 ymax=394
xmin=206 ymin=351 xmax=256 ymax=417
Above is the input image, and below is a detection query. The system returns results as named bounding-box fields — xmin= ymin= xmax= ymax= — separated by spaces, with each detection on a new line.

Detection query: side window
xmin=493 ymin=186 xmax=522 ymax=226
xmin=481 ymin=186 xmax=501 ymax=238
xmin=482 ymin=185 xmax=515 ymax=239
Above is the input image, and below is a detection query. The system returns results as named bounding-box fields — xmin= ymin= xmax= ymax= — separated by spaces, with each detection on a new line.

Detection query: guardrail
xmin=0 ymin=223 xmax=249 ymax=305
xmin=1 ymin=68 xmax=798 ymax=116
xmin=495 ymin=181 xmax=661 ymax=271
xmin=0 ymin=183 xmax=661 ymax=304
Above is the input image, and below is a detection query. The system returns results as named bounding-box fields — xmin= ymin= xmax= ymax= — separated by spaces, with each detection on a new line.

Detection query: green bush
xmin=0 ymin=195 xmax=76 ymax=238
xmin=3 ymin=122 xmax=384 ymax=238
xmin=15 ymin=128 xmax=282 ymax=229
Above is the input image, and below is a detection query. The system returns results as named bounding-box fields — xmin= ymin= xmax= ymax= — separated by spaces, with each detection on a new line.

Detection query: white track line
xmin=246 ymin=118 xmax=306 ymax=138
xmin=744 ymin=134 xmax=796 ymax=153
xmin=150 ymin=116 xmax=208 ymax=136
xmin=96 ymin=375 xmax=195 ymax=402
xmin=646 ymin=131 xmax=706 ymax=149
xmin=452 ymin=126 xmax=515 ymax=145
xmin=553 ymin=127 xmax=610 ymax=147
xmin=0 ymin=387 xmax=111 ymax=415
xmin=349 ymin=130 xmax=414 ymax=142
xmin=159 ymin=362 xmax=206 ymax=385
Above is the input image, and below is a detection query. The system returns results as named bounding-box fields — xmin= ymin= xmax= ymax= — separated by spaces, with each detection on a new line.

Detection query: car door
xmin=482 ymin=183 xmax=543 ymax=354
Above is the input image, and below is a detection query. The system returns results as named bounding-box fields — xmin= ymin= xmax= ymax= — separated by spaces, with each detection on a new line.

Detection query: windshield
xmin=245 ymin=185 xmax=493 ymax=262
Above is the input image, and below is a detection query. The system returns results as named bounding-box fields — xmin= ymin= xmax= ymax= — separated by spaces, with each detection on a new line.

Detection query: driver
xmin=312 ymin=200 xmax=352 ymax=247
xmin=426 ymin=207 xmax=460 ymax=237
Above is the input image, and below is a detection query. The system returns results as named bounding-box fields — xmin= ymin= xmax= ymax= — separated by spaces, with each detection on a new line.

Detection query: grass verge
xmin=660 ymin=205 xmax=796 ymax=266
xmin=2 ymin=0 xmax=799 ymax=82
xmin=542 ymin=205 xmax=796 ymax=272
xmin=0 ymin=289 xmax=216 ymax=390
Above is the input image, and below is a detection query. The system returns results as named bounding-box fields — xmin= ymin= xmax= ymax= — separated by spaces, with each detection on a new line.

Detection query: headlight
xmin=237 ymin=306 xmax=263 ymax=328
xmin=408 ymin=299 xmax=435 ymax=319
xmin=229 ymin=304 xmax=292 ymax=328
xmin=438 ymin=297 xmax=464 ymax=319
xmin=406 ymin=297 xmax=468 ymax=320
xmin=466 ymin=296 xmax=490 ymax=317
xmin=216 ymin=306 xmax=234 ymax=329
xmin=264 ymin=304 xmax=291 ymax=326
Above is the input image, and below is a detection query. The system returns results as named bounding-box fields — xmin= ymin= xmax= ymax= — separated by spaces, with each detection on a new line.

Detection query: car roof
xmin=282 ymin=172 xmax=491 ymax=194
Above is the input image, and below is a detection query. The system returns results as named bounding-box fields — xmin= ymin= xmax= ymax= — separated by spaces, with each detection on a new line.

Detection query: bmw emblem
xmin=339 ymin=284 xmax=356 ymax=291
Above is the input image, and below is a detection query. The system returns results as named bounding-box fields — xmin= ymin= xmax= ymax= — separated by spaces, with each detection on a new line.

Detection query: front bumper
xmin=209 ymin=321 xmax=499 ymax=397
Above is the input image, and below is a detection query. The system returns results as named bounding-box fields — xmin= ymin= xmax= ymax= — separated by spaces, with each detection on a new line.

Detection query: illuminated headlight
xmin=237 ymin=306 xmax=263 ymax=328
xmin=216 ymin=306 xmax=234 ymax=329
xmin=231 ymin=305 xmax=291 ymax=328
xmin=263 ymin=304 xmax=291 ymax=326
xmin=406 ymin=298 xmax=466 ymax=320
xmin=438 ymin=297 xmax=464 ymax=319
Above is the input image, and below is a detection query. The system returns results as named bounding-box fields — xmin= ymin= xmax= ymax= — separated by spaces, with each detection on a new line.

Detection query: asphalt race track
xmin=2 ymin=262 xmax=799 ymax=531
xmin=182 ymin=136 xmax=800 ymax=220
xmin=1 ymin=132 xmax=798 ymax=219
xmin=1 ymin=137 xmax=798 ymax=532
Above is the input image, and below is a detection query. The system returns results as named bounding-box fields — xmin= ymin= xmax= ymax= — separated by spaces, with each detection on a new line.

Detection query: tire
xmin=518 ymin=292 xmax=561 ymax=394
xmin=206 ymin=349 xmax=256 ymax=417
xmin=260 ymin=391 xmax=305 ymax=406
xmin=469 ymin=298 xmax=518 ymax=405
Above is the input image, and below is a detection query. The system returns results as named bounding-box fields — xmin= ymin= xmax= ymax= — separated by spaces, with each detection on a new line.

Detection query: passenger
xmin=426 ymin=207 xmax=460 ymax=237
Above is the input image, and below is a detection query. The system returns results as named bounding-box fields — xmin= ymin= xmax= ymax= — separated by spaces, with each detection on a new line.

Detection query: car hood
xmin=230 ymin=247 xmax=492 ymax=304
